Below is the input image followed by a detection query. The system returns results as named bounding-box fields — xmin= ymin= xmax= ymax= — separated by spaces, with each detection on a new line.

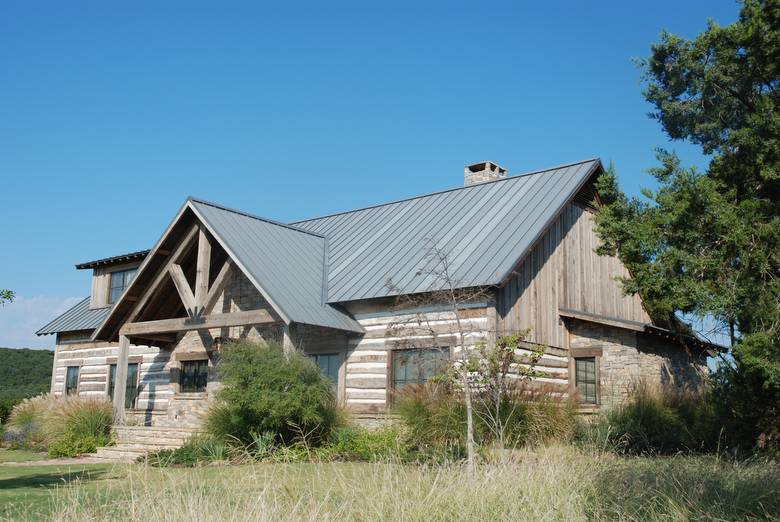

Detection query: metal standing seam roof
xmin=189 ymin=199 xmax=364 ymax=333
xmin=75 ymin=249 xmax=150 ymax=270
xmin=36 ymin=297 xmax=111 ymax=336
xmin=37 ymin=158 xmax=602 ymax=336
xmin=292 ymin=158 xmax=602 ymax=303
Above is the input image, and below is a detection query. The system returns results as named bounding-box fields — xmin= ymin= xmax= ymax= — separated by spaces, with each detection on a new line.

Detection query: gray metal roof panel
xmin=75 ymin=249 xmax=150 ymax=270
xmin=293 ymin=158 xmax=601 ymax=302
xmin=36 ymin=297 xmax=111 ymax=335
xmin=189 ymin=200 xmax=363 ymax=333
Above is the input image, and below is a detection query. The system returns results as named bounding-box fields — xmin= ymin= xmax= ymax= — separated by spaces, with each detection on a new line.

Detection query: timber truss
xmin=111 ymin=223 xmax=276 ymax=422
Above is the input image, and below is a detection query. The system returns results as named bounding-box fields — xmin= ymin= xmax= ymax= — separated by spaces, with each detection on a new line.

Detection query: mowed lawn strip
xmin=0 ymin=448 xmax=49 ymax=463
xmin=0 ymin=461 xmax=122 ymax=521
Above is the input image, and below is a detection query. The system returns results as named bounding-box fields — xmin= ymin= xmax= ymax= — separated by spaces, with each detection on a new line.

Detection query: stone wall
xmin=567 ymin=319 xmax=707 ymax=409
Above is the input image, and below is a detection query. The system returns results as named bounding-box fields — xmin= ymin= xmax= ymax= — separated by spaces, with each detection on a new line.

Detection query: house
xmin=36 ymin=158 xmax=713 ymax=457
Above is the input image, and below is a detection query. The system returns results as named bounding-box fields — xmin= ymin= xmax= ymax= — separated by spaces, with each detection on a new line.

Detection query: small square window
xmin=65 ymin=366 xmax=80 ymax=396
xmin=108 ymin=268 xmax=137 ymax=304
xmin=179 ymin=360 xmax=209 ymax=393
xmin=575 ymin=357 xmax=597 ymax=404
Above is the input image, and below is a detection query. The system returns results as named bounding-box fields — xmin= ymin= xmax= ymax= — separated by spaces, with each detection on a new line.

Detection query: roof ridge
xmin=188 ymin=197 xmax=326 ymax=239
xmin=290 ymin=157 xmax=600 ymax=225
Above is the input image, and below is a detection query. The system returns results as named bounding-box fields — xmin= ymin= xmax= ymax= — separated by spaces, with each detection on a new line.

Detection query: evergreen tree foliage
xmin=594 ymin=0 xmax=780 ymax=451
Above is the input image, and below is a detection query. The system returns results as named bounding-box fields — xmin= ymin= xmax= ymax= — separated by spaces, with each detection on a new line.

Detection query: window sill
xmin=175 ymin=392 xmax=208 ymax=400
xmin=576 ymin=404 xmax=600 ymax=414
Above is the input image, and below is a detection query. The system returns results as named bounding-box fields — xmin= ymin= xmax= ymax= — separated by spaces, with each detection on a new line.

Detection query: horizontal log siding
xmin=52 ymin=342 xmax=172 ymax=410
xmin=498 ymin=202 xmax=650 ymax=347
xmin=342 ymin=302 xmax=571 ymax=415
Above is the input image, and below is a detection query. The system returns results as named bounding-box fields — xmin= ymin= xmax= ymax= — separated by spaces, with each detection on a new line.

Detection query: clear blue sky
xmin=0 ymin=0 xmax=740 ymax=348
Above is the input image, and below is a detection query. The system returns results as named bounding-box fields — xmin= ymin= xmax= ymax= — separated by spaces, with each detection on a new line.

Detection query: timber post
xmin=282 ymin=324 xmax=295 ymax=356
xmin=113 ymin=334 xmax=130 ymax=424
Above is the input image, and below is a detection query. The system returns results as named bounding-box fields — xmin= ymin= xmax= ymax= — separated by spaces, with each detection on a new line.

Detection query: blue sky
xmin=0 ymin=1 xmax=740 ymax=348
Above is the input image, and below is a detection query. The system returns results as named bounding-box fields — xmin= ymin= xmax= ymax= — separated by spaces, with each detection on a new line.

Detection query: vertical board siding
xmin=498 ymin=202 xmax=650 ymax=348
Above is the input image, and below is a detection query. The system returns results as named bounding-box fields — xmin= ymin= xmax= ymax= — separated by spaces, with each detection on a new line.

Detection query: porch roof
xmin=36 ymin=297 xmax=110 ymax=336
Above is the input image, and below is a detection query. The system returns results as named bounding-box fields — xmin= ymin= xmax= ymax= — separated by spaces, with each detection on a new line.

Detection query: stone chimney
xmin=464 ymin=161 xmax=507 ymax=186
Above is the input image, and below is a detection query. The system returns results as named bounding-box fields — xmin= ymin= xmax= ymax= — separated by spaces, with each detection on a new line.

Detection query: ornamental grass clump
xmin=4 ymin=394 xmax=112 ymax=456
xmin=590 ymin=382 xmax=719 ymax=456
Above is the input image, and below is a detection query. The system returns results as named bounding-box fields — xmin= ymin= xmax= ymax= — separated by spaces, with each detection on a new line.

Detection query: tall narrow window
xmin=392 ymin=347 xmax=450 ymax=392
xmin=108 ymin=268 xmax=137 ymax=304
xmin=179 ymin=360 xmax=209 ymax=393
xmin=65 ymin=366 xmax=80 ymax=396
xmin=308 ymin=353 xmax=340 ymax=384
xmin=575 ymin=357 xmax=597 ymax=404
xmin=109 ymin=363 xmax=139 ymax=409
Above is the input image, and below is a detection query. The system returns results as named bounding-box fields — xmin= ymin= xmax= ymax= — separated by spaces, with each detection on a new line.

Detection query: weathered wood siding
xmin=89 ymin=261 xmax=142 ymax=309
xmin=497 ymin=202 xmax=650 ymax=347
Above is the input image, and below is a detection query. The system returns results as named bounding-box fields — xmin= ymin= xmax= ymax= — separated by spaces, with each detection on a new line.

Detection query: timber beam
xmin=120 ymin=309 xmax=275 ymax=336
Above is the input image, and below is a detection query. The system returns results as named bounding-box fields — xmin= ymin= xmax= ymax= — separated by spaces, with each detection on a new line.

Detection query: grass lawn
xmin=0 ymin=448 xmax=50 ymax=463
xmin=0 ymin=461 xmax=119 ymax=520
xmin=0 ymin=446 xmax=778 ymax=521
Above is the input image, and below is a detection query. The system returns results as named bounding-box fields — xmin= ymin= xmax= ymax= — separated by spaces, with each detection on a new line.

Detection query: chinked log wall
xmin=52 ymin=268 xmax=282 ymax=427
xmin=342 ymin=301 xmax=571 ymax=416
xmin=52 ymin=340 xmax=172 ymax=412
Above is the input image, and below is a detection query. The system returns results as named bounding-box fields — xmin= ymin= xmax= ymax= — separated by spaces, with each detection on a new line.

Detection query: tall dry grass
xmin=16 ymin=445 xmax=777 ymax=522
xmin=5 ymin=394 xmax=112 ymax=455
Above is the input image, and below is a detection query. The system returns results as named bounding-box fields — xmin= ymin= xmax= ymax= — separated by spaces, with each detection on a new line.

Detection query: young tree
xmin=595 ymin=0 xmax=780 ymax=450
xmin=386 ymin=240 xmax=486 ymax=472
xmin=386 ymin=240 xmax=547 ymax=466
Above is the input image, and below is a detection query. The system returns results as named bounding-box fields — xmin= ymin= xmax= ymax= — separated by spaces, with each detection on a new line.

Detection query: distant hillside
xmin=0 ymin=347 xmax=53 ymax=422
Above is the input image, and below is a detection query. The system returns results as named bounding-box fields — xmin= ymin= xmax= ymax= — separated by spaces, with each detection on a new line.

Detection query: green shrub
xmin=48 ymin=434 xmax=111 ymax=458
xmin=206 ymin=341 xmax=341 ymax=446
xmin=318 ymin=426 xmax=408 ymax=461
xmin=0 ymin=397 xmax=17 ymax=424
xmin=147 ymin=437 xmax=230 ymax=467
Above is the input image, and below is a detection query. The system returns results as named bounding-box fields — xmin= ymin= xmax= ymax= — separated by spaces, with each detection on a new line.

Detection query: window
xmin=308 ymin=353 xmax=340 ymax=384
xmin=109 ymin=363 xmax=139 ymax=409
xmin=108 ymin=268 xmax=137 ymax=304
xmin=65 ymin=366 xmax=80 ymax=395
xmin=392 ymin=347 xmax=450 ymax=391
xmin=575 ymin=357 xmax=597 ymax=404
xmin=179 ymin=360 xmax=209 ymax=393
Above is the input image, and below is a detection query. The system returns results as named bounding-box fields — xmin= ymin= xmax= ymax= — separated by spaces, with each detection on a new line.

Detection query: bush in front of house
xmin=44 ymin=395 xmax=113 ymax=457
xmin=4 ymin=394 xmax=112 ymax=456
xmin=316 ymin=426 xmax=409 ymax=462
xmin=579 ymin=383 xmax=719 ymax=456
xmin=206 ymin=340 xmax=342 ymax=447
xmin=146 ymin=436 xmax=230 ymax=467
xmin=394 ymin=382 xmax=577 ymax=461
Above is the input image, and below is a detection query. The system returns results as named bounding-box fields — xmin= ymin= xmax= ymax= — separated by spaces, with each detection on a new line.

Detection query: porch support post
xmin=282 ymin=324 xmax=295 ymax=356
xmin=113 ymin=334 xmax=130 ymax=424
